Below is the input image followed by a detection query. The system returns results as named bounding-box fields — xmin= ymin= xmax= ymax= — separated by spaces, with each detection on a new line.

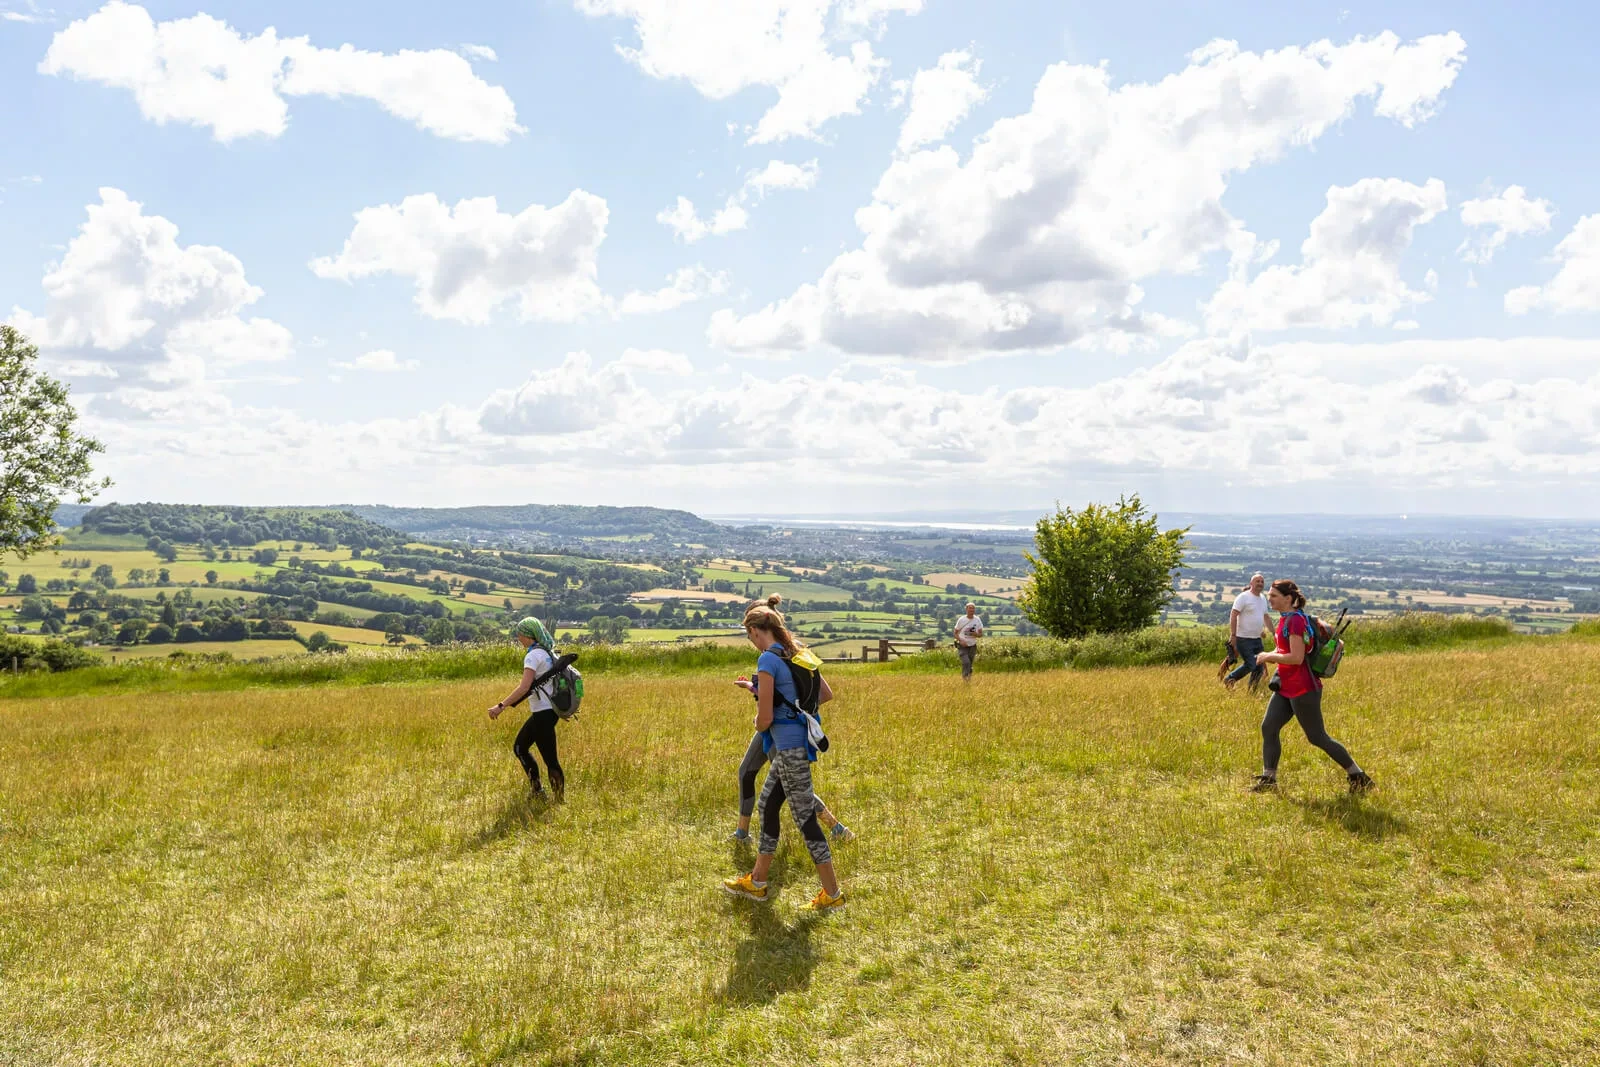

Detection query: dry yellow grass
xmin=1 ymin=640 xmax=1596 ymax=1064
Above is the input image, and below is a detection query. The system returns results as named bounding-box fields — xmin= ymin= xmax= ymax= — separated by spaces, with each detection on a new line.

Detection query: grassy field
xmin=2 ymin=636 xmax=1597 ymax=1065
xmin=285 ymin=621 xmax=424 ymax=647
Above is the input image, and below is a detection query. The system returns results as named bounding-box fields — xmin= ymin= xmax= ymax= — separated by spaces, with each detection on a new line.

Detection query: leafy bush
xmin=1019 ymin=495 xmax=1188 ymax=639
xmin=0 ymin=635 xmax=104 ymax=673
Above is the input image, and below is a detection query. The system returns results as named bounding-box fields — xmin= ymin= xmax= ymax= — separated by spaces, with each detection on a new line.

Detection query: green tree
xmin=16 ymin=573 xmax=35 ymax=594
xmin=117 ymin=618 xmax=149 ymax=645
xmin=205 ymin=570 xmax=219 ymax=585
xmin=0 ymin=326 xmax=112 ymax=558
xmin=425 ymin=618 xmax=455 ymax=646
xmin=157 ymin=567 xmax=172 ymax=584
xmin=1018 ymin=495 xmax=1188 ymax=639
xmin=385 ymin=620 xmax=407 ymax=645
xmin=91 ymin=563 xmax=115 ymax=587
xmin=0 ymin=570 xmax=8 ymax=589
xmin=306 ymin=630 xmax=331 ymax=652
xmin=160 ymin=602 xmax=178 ymax=628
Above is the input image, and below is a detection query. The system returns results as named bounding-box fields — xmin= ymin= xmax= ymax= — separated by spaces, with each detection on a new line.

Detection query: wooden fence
xmin=822 ymin=637 xmax=939 ymax=663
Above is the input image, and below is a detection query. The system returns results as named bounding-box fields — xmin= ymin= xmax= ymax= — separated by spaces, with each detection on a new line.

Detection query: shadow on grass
xmin=1296 ymin=794 xmax=1409 ymax=839
xmin=462 ymin=790 xmax=557 ymax=852
xmin=721 ymin=900 xmax=821 ymax=1006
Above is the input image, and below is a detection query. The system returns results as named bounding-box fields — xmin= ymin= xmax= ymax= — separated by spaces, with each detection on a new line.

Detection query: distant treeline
xmin=346 ymin=503 xmax=732 ymax=543
xmin=80 ymin=503 xmax=405 ymax=549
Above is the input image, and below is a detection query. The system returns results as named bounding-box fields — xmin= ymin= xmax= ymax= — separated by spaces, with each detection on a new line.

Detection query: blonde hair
xmin=742 ymin=593 xmax=802 ymax=656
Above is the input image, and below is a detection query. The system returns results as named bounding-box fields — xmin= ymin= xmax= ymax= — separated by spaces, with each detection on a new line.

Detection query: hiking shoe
xmin=1251 ymin=774 xmax=1278 ymax=793
xmin=1347 ymin=771 xmax=1376 ymax=795
xmin=729 ymin=828 xmax=751 ymax=843
xmin=831 ymin=824 xmax=856 ymax=844
xmin=529 ymin=783 xmax=546 ymax=801
xmin=722 ymin=874 xmax=769 ymax=901
xmin=803 ymin=887 xmax=846 ymax=912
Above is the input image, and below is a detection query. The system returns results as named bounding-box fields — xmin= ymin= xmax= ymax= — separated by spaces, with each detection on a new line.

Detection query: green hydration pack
xmin=518 ymin=650 xmax=585 ymax=719
xmin=1290 ymin=608 xmax=1350 ymax=679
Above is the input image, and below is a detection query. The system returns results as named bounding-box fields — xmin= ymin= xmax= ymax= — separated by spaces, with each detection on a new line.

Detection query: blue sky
xmin=4 ymin=0 xmax=1600 ymax=516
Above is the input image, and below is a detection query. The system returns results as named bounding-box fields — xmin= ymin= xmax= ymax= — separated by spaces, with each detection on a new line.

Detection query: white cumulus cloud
xmin=310 ymin=191 xmax=609 ymax=324
xmin=1458 ymin=186 xmax=1554 ymax=264
xmin=709 ymin=31 xmax=1469 ymax=359
xmin=1205 ymin=177 xmax=1448 ymax=333
xmin=6 ymin=187 xmax=293 ymax=395
xmin=657 ymin=195 xmax=750 ymax=243
xmin=1505 ymin=214 xmax=1600 ymax=315
xmin=616 ymin=266 xmax=729 ymax=315
xmin=658 ymin=159 xmax=818 ymax=242
xmin=896 ymin=50 xmax=987 ymax=152
xmin=478 ymin=351 xmax=646 ymax=435
xmin=40 ymin=1 xmax=522 ymax=143
xmin=335 ymin=349 xmax=419 ymax=372
xmin=574 ymin=0 xmax=922 ymax=142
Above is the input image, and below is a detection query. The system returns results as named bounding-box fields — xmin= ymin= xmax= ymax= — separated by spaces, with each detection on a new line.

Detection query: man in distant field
xmin=953 ymin=602 xmax=984 ymax=681
xmin=1224 ymin=573 xmax=1272 ymax=692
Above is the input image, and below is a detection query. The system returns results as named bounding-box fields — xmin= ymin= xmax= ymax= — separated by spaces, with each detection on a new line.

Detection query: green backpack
xmin=519 ymin=651 xmax=585 ymax=719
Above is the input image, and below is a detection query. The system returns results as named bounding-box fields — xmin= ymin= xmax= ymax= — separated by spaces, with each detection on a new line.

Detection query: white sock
xmin=751 ymin=877 xmax=767 ymax=887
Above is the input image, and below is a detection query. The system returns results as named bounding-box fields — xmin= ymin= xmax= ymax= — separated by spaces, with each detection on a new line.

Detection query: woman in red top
xmin=1252 ymin=579 xmax=1374 ymax=794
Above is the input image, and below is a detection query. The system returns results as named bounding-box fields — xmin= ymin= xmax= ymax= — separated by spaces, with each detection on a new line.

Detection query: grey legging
xmin=1261 ymin=689 xmax=1355 ymax=774
xmin=737 ymin=733 xmax=768 ymax=818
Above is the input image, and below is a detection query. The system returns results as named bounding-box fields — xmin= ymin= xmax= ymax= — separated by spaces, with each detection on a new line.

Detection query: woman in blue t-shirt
xmin=731 ymin=598 xmax=854 ymax=846
xmin=723 ymin=596 xmax=845 ymax=911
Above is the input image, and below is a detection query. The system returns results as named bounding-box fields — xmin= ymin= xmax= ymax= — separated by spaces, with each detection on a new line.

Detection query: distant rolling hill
xmin=342 ymin=504 xmax=739 ymax=549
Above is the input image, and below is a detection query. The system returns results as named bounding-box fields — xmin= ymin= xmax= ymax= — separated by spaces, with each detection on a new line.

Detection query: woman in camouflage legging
xmin=721 ymin=596 xmax=846 ymax=912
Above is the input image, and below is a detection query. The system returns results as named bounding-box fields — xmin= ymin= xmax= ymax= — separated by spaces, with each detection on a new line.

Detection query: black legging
xmin=1261 ymin=689 xmax=1354 ymax=774
xmin=513 ymin=709 xmax=563 ymax=791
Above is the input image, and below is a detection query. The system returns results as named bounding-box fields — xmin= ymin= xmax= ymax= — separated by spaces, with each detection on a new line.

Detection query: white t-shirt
xmin=522 ymin=646 xmax=555 ymax=712
xmin=954 ymin=615 xmax=984 ymax=647
xmin=1231 ymin=591 xmax=1270 ymax=638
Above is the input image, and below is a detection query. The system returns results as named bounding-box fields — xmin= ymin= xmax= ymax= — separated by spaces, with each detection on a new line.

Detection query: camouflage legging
xmin=758 ymin=746 xmax=831 ymax=865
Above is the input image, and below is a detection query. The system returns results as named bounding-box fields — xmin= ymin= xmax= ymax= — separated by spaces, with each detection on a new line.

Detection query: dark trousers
xmin=513 ymin=709 xmax=563 ymax=791
xmin=1261 ymin=689 xmax=1354 ymax=774
xmin=1226 ymin=637 xmax=1265 ymax=689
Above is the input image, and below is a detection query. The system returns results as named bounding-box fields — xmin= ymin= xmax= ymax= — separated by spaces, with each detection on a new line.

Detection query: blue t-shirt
xmin=757 ymin=647 xmax=809 ymax=753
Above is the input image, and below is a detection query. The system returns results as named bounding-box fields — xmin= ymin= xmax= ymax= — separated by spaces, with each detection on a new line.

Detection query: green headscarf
xmin=514 ymin=616 xmax=553 ymax=650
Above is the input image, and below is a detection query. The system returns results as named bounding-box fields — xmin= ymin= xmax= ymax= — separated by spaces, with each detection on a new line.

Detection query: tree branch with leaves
xmin=0 ymin=325 xmax=112 ymax=558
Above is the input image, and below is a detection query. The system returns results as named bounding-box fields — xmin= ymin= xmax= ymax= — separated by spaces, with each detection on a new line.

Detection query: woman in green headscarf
xmin=488 ymin=617 xmax=566 ymax=800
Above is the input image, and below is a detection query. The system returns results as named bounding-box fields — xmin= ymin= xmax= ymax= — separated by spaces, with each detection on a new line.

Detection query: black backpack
xmin=770 ymin=648 xmax=828 ymax=753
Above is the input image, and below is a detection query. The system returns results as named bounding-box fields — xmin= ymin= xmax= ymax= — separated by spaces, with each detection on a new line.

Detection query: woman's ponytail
xmin=743 ymin=594 xmax=801 ymax=656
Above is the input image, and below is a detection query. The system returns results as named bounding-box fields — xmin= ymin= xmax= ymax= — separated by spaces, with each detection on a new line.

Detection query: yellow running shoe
xmin=722 ymin=873 xmax=769 ymax=901
xmin=803 ymin=887 xmax=846 ymax=912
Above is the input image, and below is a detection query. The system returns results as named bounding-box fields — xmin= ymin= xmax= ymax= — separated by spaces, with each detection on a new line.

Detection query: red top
xmin=1274 ymin=612 xmax=1321 ymax=699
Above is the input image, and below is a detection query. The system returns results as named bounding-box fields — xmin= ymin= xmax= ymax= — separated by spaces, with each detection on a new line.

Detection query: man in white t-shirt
xmin=1224 ymin=573 xmax=1272 ymax=692
xmin=953 ymin=603 xmax=984 ymax=681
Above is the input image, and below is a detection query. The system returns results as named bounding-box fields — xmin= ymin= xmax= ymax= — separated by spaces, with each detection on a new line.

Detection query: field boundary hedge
xmin=0 ymin=613 xmax=1570 ymax=700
